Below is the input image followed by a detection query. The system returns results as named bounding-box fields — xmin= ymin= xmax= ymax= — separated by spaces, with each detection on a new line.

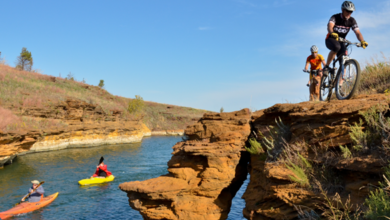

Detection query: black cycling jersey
xmin=329 ymin=13 xmax=359 ymax=39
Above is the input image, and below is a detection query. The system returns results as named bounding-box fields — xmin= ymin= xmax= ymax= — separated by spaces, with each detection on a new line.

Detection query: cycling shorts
xmin=325 ymin=38 xmax=347 ymax=57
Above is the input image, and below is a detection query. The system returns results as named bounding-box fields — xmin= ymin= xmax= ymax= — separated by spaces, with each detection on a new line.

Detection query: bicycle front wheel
xmin=320 ymin=73 xmax=331 ymax=101
xmin=335 ymin=59 xmax=361 ymax=100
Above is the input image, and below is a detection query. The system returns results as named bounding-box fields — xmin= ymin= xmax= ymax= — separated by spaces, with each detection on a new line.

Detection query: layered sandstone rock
xmin=244 ymin=94 xmax=389 ymax=219
xmin=0 ymin=98 xmax=151 ymax=167
xmin=119 ymin=109 xmax=252 ymax=220
xmin=151 ymin=130 xmax=184 ymax=136
xmin=118 ymin=94 xmax=389 ymax=219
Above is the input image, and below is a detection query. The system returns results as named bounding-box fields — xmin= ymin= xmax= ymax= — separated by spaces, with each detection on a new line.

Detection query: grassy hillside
xmin=0 ymin=64 xmax=209 ymax=132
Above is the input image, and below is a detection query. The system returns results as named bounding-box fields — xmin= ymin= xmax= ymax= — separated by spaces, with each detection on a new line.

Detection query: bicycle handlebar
xmin=338 ymin=37 xmax=362 ymax=47
xmin=303 ymin=69 xmax=321 ymax=74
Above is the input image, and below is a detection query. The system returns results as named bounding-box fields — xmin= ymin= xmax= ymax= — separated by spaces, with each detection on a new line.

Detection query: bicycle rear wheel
xmin=335 ymin=59 xmax=361 ymax=100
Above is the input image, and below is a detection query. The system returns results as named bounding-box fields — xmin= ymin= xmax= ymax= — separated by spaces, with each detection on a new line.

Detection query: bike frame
xmin=322 ymin=38 xmax=361 ymax=101
xmin=329 ymin=38 xmax=361 ymax=82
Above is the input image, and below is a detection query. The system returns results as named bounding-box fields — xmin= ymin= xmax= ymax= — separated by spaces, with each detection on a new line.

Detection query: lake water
xmin=0 ymin=136 xmax=248 ymax=219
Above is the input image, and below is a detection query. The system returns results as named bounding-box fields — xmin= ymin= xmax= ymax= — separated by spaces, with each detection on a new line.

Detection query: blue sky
xmin=1 ymin=0 xmax=389 ymax=112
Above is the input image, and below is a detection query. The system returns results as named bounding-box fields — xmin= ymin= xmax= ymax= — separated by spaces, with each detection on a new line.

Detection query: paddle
xmin=89 ymin=157 xmax=104 ymax=179
xmin=16 ymin=181 xmax=45 ymax=206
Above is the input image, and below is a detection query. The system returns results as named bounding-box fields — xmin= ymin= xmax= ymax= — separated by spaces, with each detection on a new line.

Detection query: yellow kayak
xmin=78 ymin=175 xmax=115 ymax=185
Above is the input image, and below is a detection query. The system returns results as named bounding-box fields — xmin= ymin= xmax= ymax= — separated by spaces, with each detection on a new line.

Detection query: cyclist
xmin=324 ymin=1 xmax=368 ymax=70
xmin=304 ymin=45 xmax=326 ymax=101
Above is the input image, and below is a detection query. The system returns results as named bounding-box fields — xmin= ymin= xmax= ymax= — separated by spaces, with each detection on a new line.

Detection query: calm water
xmin=0 ymin=136 xmax=248 ymax=220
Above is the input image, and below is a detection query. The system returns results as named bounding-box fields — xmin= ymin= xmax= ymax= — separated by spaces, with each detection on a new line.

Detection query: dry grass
xmin=0 ymin=106 xmax=20 ymax=131
xmin=357 ymin=55 xmax=390 ymax=95
xmin=3 ymin=117 xmax=69 ymax=134
xmin=0 ymin=63 xmax=208 ymax=131
xmin=0 ymin=106 xmax=68 ymax=134
xmin=142 ymin=101 xmax=208 ymax=130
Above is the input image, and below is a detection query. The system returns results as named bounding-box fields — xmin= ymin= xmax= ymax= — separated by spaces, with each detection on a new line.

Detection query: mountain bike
xmin=303 ymin=69 xmax=322 ymax=100
xmin=320 ymin=38 xmax=362 ymax=101
xmin=303 ymin=69 xmax=321 ymax=76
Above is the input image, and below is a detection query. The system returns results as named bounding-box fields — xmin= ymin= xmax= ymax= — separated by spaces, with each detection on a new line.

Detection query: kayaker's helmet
xmin=310 ymin=45 xmax=318 ymax=53
xmin=342 ymin=1 xmax=355 ymax=11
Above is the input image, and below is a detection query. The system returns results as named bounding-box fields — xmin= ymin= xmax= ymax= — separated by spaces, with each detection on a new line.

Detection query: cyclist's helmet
xmin=342 ymin=1 xmax=355 ymax=11
xmin=310 ymin=45 xmax=318 ymax=53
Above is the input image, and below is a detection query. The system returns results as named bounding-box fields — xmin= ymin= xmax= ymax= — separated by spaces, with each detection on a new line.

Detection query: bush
xmin=285 ymin=153 xmax=311 ymax=187
xmin=128 ymin=95 xmax=145 ymax=114
xmin=364 ymin=188 xmax=390 ymax=219
xmin=339 ymin=145 xmax=352 ymax=159
xmin=245 ymin=138 xmax=264 ymax=154
xmin=349 ymin=105 xmax=390 ymax=153
xmin=220 ymin=107 xmax=224 ymax=113
xmin=364 ymin=164 xmax=390 ymax=219
xmin=349 ymin=119 xmax=368 ymax=151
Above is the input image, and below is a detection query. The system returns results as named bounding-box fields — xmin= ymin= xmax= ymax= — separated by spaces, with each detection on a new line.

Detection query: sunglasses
xmin=344 ymin=9 xmax=353 ymax=13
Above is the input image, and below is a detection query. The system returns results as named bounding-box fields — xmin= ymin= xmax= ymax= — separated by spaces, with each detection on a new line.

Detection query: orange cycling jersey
xmin=306 ymin=54 xmax=324 ymax=70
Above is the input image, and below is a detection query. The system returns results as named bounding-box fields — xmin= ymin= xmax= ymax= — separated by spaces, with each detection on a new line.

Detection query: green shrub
xmin=128 ymin=95 xmax=145 ymax=114
xmin=364 ymin=188 xmax=390 ymax=219
xmin=364 ymin=164 xmax=390 ymax=219
xmin=349 ymin=105 xmax=389 ymax=152
xmin=285 ymin=153 xmax=311 ymax=187
xmin=260 ymin=117 xmax=291 ymax=161
xmin=339 ymin=145 xmax=352 ymax=159
xmin=220 ymin=107 xmax=224 ymax=113
xmin=350 ymin=119 xmax=368 ymax=151
xmin=245 ymin=138 xmax=264 ymax=155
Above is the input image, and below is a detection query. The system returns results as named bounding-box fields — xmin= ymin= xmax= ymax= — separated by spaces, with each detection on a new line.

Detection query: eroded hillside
xmin=0 ymin=64 xmax=208 ymax=167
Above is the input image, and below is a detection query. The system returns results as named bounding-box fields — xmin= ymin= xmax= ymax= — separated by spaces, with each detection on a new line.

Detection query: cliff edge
xmin=120 ymin=94 xmax=390 ymax=219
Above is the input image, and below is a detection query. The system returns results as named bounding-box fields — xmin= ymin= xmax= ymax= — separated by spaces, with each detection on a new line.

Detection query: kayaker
xmin=21 ymin=180 xmax=44 ymax=202
xmin=91 ymin=157 xmax=112 ymax=178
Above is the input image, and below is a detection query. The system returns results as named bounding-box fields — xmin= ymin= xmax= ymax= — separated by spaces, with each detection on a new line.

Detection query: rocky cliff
xmin=119 ymin=109 xmax=252 ymax=220
xmin=244 ymin=94 xmax=388 ymax=219
xmin=0 ymin=64 xmax=207 ymax=168
xmin=0 ymin=98 xmax=151 ymax=167
xmin=120 ymin=94 xmax=390 ymax=219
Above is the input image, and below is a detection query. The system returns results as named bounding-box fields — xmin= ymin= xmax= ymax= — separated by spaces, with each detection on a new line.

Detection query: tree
xmin=220 ymin=107 xmax=224 ymax=113
xmin=98 ymin=80 xmax=105 ymax=88
xmin=16 ymin=47 xmax=33 ymax=71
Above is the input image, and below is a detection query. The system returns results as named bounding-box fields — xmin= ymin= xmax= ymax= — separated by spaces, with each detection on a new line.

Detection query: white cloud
xmin=198 ymin=26 xmax=212 ymax=31
xmin=354 ymin=1 xmax=390 ymax=29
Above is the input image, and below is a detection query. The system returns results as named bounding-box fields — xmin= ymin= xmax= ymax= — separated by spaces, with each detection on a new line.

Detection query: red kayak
xmin=0 ymin=192 xmax=58 ymax=219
